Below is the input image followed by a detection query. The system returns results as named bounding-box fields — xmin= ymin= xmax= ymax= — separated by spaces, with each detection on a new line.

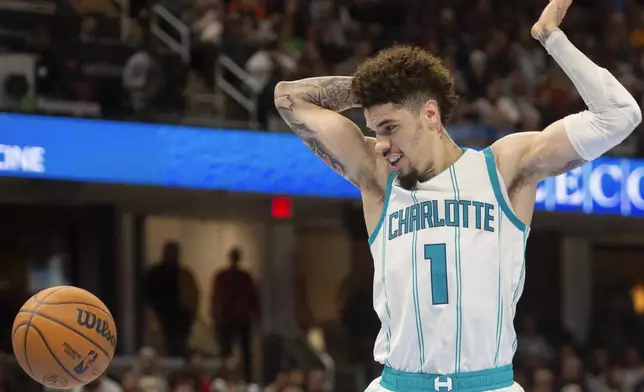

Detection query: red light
xmin=271 ymin=197 xmax=292 ymax=219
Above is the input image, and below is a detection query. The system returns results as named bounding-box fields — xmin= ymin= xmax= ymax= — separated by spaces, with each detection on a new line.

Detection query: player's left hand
xmin=531 ymin=0 xmax=573 ymax=40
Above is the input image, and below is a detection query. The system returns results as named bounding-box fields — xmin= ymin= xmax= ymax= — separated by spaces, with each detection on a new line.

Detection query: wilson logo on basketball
xmin=76 ymin=309 xmax=117 ymax=348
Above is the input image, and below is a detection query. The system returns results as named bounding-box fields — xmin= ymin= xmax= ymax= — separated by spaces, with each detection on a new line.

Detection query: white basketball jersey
xmin=369 ymin=148 xmax=530 ymax=375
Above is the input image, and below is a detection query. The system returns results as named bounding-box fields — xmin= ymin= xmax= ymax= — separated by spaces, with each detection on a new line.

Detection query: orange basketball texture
xmin=12 ymin=286 xmax=117 ymax=390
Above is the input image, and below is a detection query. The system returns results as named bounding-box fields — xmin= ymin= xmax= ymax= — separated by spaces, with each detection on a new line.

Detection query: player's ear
xmin=422 ymin=99 xmax=440 ymax=128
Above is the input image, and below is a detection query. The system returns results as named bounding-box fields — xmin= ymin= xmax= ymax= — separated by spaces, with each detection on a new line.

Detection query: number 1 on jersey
xmin=424 ymin=244 xmax=448 ymax=305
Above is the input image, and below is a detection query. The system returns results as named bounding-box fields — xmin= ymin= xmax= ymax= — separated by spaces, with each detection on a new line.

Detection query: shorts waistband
xmin=380 ymin=364 xmax=514 ymax=392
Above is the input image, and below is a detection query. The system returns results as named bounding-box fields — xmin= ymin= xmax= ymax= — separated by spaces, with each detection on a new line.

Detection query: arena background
xmin=1 ymin=0 xmax=644 ymax=391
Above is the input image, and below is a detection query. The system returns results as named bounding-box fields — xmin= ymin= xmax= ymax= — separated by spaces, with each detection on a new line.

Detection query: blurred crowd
xmin=511 ymin=303 xmax=644 ymax=392
xmin=1 ymin=0 xmax=642 ymax=153
xmin=0 ymin=346 xmax=325 ymax=392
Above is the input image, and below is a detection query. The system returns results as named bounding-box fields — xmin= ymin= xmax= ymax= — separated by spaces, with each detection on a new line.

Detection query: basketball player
xmin=274 ymin=1 xmax=640 ymax=391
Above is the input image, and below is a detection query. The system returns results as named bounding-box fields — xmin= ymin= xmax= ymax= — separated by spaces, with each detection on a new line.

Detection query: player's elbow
xmin=593 ymin=97 xmax=641 ymax=138
xmin=274 ymin=82 xmax=294 ymax=111
xmin=622 ymin=98 xmax=642 ymax=130
xmin=602 ymin=70 xmax=642 ymax=130
xmin=274 ymin=81 xmax=288 ymax=98
xmin=612 ymin=89 xmax=642 ymax=131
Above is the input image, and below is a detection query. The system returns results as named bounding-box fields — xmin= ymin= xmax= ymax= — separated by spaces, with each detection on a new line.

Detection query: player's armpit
xmin=274 ymin=80 xmax=380 ymax=192
xmin=492 ymin=121 xmax=585 ymax=186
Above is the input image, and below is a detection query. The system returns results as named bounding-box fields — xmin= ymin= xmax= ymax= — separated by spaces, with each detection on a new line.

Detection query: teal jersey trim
xmin=481 ymin=148 xmax=528 ymax=232
xmin=381 ymin=364 xmax=514 ymax=392
xmin=368 ymin=172 xmax=396 ymax=246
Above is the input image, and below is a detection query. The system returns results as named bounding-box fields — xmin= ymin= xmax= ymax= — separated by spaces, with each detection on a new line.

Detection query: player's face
xmin=365 ymin=102 xmax=440 ymax=189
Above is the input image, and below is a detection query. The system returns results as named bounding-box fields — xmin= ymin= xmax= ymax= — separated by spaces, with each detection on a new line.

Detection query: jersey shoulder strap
xmin=481 ymin=147 xmax=528 ymax=232
xmin=368 ymin=172 xmax=397 ymax=246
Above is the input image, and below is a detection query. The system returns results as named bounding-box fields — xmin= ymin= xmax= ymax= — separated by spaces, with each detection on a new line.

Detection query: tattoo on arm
xmin=277 ymin=76 xmax=359 ymax=113
xmin=299 ymin=77 xmax=359 ymax=112
xmin=289 ymin=120 xmax=346 ymax=176
xmin=548 ymin=158 xmax=587 ymax=176
xmin=537 ymin=26 xmax=561 ymax=46
xmin=510 ymin=158 xmax=587 ymax=197
xmin=274 ymin=94 xmax=346 ymax=176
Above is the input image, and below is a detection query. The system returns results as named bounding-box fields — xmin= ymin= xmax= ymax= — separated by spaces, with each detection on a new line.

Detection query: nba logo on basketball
xmin=76 ymin=309 xmax=117 ymax=347
xmin=74 ymin=350 xmax=98 ymax=375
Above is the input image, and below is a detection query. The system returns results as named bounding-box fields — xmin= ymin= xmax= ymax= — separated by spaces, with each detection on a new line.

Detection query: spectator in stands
xmin=131 ymin=346 xmax=169 ymax=392
xmin=307 ymin=369 xmax=326 ymax=392
xmin=228 ymin=0 xmax=266 ymax=21
xmin=264 ymin=370 xmax=291 ymax=392
xmin=70 ymin=375 xmax=123 ymax=392
xmin=182 ymin=0 xmax=223 ymax=44
xmin=211 ymin=247 xmax=260 ymax=382
xmin=473 ymin=78 xmax=520 ymax=130
xmin=287 ymin=368 xmax=306 ymax=392
xmin=516 ymin=313 xmax=555 ymax=366
xmin=168 ymin=369 xmax=199 ymax=392
xmin=621 ymin=346 xmax=644 ymax=392
xmin=220 ymin=13 xmax=260 ymax=67
xmin=533 ymin=368 xmax=555 ymax=392
xmin=183 ymin=0 xmax=225 ymax=86
xmin=123 ymin=37 xmax=166 ymax=118
xmin=263 ymin=366 xmax=306 ymax=392
xmin=307 ymin=0 xmax=351 ymax=67
xmin=188 ymin=0 xmax=225 ymax=45
xmin=245 ymin=39 xmax=297 ymax=127
xmin=183 ymin=351 xmax=212 ymax=392
xmin=586 ymin=349 xmax=621 ymax=392
xmin=334 ymin=38 xmax=372 ymax=76
xmin=510 ymin=23 xmax=545 ymax=99
xmin=145 ymin=241 xmax=199 ymax=357
xmin=120 ymin=369 xmax=139 ymax=392
xmin=465 ymin=49 xmax=491 ymax=102
xmin=246 ymin=39 xmax=296 ymax=92
xmin=536 ymin=67 xmax=575 ymax=125
xmin=79 ymin=16 xmax=98 ymax=43
xmin=210 ymin=358 xmax=250 ymax=391
xmin=556 ymin=355 xmax=588 ymax=392
xmin=501 ymin=69 xmax=542 ymax=130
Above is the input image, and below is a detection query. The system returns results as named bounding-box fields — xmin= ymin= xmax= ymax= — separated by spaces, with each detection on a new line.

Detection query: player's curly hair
xmin=352 ymin=45 xmax=458 ymax=123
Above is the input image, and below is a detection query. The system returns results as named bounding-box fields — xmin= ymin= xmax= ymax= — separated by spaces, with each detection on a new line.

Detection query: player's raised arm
xmin=274 ymin=77 xmax=380 ymax=190
xmin=492 ymin=0 xmax=641 ymax=183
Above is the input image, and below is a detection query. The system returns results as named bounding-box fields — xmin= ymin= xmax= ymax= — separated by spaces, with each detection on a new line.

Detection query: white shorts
xmin=365 ymin=378 xmax=525 ymax=392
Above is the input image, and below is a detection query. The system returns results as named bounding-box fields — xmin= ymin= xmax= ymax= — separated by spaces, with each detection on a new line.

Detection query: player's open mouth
xmin=388 ymin=155 xmax=402 ymax=169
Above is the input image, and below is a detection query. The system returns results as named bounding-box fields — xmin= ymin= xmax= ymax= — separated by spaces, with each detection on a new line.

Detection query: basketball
xmin=11 ymin=286 xmax=117 ymax=390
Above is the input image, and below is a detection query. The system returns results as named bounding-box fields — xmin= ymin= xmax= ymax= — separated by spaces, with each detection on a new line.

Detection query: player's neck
xmin=421 ymin=135 xmax=464 ymax=181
